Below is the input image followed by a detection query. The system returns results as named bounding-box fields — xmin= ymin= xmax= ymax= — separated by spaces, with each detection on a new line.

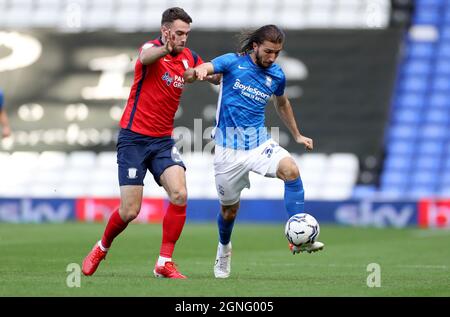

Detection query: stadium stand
xmin=0 ymin=0 xmax=391 ymax=30
xmin=380 ymin=0 xmax=450 ymax=199
xmin=3 ymin=1 xmax=436 ymax=202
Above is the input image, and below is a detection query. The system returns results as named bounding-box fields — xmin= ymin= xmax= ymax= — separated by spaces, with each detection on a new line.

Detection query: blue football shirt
xmin=211 ymin=53 xmax=286 ymax=150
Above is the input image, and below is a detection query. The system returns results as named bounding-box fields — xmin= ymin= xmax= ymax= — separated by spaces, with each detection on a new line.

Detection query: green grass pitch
xmin=0 ymin=222 xmax=449 ymax=296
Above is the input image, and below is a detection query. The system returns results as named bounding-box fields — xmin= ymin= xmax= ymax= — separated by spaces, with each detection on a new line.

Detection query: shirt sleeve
xmin=211 ymin=53 xmax=236 ymax=73
xmin=274 ymin=73 xmax=286 ymax=96
xmin=0 ymin=91 xmax=3 ymax=109
xmin=191 ymin=50 xmax=204 ymax=67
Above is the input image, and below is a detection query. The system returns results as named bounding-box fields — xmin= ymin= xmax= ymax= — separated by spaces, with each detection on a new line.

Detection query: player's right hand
xmin=164 ymin=29 xmax=175 ymax=53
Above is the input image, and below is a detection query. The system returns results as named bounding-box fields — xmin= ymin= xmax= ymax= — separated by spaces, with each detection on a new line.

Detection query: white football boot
xmin=214 ymin=242 xmax=232 ymax=278
xmin=290 ymin=241 xmax=324 ymax=254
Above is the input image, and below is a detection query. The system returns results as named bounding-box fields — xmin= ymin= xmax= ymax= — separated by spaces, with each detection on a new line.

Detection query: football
xmin=285 ymin=213 xmax=320 ymax=246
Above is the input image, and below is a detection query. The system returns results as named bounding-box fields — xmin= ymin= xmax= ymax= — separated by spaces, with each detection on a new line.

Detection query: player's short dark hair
xmin=161 ymin=7 xmax=192 ymax=26
xmin=238 ymin=25 xmax=285 ymax=54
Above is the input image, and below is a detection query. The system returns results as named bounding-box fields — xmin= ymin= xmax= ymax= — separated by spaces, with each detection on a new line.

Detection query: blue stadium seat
xmin=416 ymin=140 xmax=445 ymax=155
xmin=416 ymin=0 xmax=445 ymax=6
xmin=402 ymin=60 xmax=432 ymax=75
xmin=431 ymin=75 xmax=450 ymax=91
xmin=436 ymin=43 xmax=450 ymax=58
xmin=386 ymin=140 xmax=416 ymax=155
xmin=421 ymin=124 xmax=448 ymax=140
xmin=379 ymin=184 xmax=406 ymax=198
xmin=380 ymin=171 xmax=410 ymax=187
xmin=414 ymin=156 xmax=442 ymax=170
xmin=407 ymin=185 xmax=438 ymax=198
xmin=440 ymin=171 xmax=450 ymax=186
xmin=395 ymin=92 xmax=426 ymax=108
xmin=434 ymin=59 xmax=450 ymax=75
xmin=438 ymin=186 xmax=450 ymax=196
xmin=352 ymin=185 xmax=377 ymax=199
xmin=393 ymin=108 xmax=422 ymax=124
xmin=400 ymin=76 xmax=429 ymax=92
xmin=444 ymin=156 xmax=450 ymax=168
xmin=429 ymin=93 xmax=450 ymax=108
xmin=411 ymin=170 xmax=439 ymax=186
xmin=425 ymin=109 xmax=450 ymax=124
xmin=414 ymin=9 xmax=441 ymax=25
xmin=441 ymin=26 xmax=450 ymax=40
xmin=407 ymin=42 xmax=435 ymax=58
xmin=389 ymin=124 xmax=419 ymax=140
xmin=384 ymin=154 xmax=413 ymax=171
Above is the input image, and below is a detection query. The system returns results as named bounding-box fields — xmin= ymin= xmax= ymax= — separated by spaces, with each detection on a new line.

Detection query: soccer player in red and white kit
xmin=82 ymin=7 xmax=220 ymax=279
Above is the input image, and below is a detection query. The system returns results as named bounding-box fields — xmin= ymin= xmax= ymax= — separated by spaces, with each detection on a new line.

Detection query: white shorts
xmin=214 ymin=139 xmax=291 ymax=206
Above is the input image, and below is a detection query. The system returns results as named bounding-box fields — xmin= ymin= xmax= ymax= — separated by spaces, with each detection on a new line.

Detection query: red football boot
xmin=82 ymin=242 xmax=107 ymax=276
xmin=153 ymin=261 xmax=187 ymax=279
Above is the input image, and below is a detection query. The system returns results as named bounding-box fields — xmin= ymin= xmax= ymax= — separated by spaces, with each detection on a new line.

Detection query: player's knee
xmin=169 ymin=189 xmax=187 ymax=206
xmin=277 ymin=159 xmax=300 ymax=181
xmin=120 ymin=203 xmax=141 ymax=222
xmin=221 ymin=206 xmax=238 ymax=221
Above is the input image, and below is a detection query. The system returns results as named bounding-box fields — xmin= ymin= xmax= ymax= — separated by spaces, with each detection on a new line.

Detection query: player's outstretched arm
xmin=184 ymin=62 xmax=215 ymax=83
xmin=275 ymin=94 xmax=313 ymax=151
xmin=140 ymin=29 xmax=175 ymax=65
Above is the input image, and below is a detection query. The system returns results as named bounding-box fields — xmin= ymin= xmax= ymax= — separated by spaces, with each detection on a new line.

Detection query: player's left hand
xmin=296 ymin=135 xmax=313 ymax=151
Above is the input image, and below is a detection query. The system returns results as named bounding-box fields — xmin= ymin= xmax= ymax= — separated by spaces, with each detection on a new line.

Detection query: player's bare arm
xmin=184 ymin=62 xmax=216 ymax=83
xmin=139 ymin=29 xmax=175 ymax=65
xmin=275 ymin=94 xmax=313 ymax=151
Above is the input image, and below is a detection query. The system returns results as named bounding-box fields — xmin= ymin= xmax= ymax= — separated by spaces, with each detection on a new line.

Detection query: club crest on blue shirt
xmin=265 ymin=76 xmax=272 ymax=88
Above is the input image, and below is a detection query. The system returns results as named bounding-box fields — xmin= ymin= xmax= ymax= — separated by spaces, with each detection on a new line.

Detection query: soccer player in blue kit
xmin=184 ymin=25 xmax=324 ymax=278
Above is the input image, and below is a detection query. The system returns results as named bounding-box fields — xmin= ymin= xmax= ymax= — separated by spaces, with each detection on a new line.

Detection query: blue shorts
xmin=117 ymin=128 xmax=185 ymax=186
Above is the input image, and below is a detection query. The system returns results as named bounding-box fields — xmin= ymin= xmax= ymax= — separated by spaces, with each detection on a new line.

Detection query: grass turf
xmin=0 ymin=222 xmax=449 ymax=297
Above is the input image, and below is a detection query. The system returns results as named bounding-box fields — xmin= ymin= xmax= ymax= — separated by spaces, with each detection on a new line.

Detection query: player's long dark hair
xmin=238 ymin=25 xmax=285 ymax=55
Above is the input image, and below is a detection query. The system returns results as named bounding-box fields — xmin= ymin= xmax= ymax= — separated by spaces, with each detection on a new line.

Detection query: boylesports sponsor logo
xmin=233 ymin=79 xmax=270 ymax=103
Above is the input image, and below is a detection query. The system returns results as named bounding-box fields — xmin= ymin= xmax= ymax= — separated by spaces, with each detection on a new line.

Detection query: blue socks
xmin=217 ymin=212 xmax=235 ymax=245
xmin=284 ymin=177 xmax=305 ymax=218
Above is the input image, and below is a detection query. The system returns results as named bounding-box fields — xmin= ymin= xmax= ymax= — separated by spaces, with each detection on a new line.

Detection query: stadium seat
xmin=411 ymin=170 xmax=439 ymax=187
xmin=407 ymin=185 xmax=438 ymax=198
xmin=436 ymin=43 xmax=450 ymax=58
xmin=400 ymin=76 xmax=429 ymax=92
xmin=402 ymin=59 xmax=433 ymax=75
xmin=429 ymin=92 xmax=450 ymax=108
xmin=67 ymin=151 xmax=97 ymax=169
xmin=321 ymin=185 xmax=354 ymax=200
xmin=38 ymin=151 xmax=67 ymax=171
xmin=388 ymin=124 xmax=419 ymax=140
xmin=395 ymin=92 xmax=426 ymax=108
xmin=416 ymin=140 xmax=445 ymax=156
xmin=421 ymin=124 xmax=448 ymax=139
xmin=113 ymin=8 xmax=142 ymax=31
xmin=393 ymin=108 xmax=422 ymax=124
xmin=96 ymin=152 xmax=117 ymax=169
xmin=380 ymin=171 xmax=409 ymax=187
xmin=352 ymin=185 xmax=377 ymax=199
xmin=431 ymin=75 xmax=450 ymax=91
xmin=384 ymin=154 xmax=413 ymax=171
xmin=386 ymin=140 xmax=416 ymax=155
xmin=414 ymin=156 xmax=442 ymax=170
xmin=407 ymin=42 xmax=435 ymax=58
xmin=434 ymin=59 xmax=450 ymax=75
xmin=414 ymin=8 xmax=441 ymax=25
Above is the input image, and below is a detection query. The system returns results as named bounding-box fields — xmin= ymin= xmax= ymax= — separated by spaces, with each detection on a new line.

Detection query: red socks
xmin=101 ymin=209 xmax=128 ymax=249
xmin=159 ymin=203 xmax=187 ymax=258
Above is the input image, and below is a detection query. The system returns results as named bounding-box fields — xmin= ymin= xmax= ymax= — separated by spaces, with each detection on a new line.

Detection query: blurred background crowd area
xmin=0 ymin=0 xmax=449 ymax=203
